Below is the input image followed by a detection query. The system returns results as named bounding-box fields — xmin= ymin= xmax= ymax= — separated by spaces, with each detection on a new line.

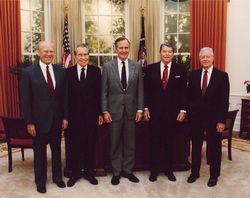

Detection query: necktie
xmin=46 ymin=65 xmax=54 ymax=94
xmin=80 ymin=67 xmax=85 ymax=83
xmin=162 ymin=65 xmax=168 ymax=89
xmin=121 ymin=61 xmax=127 ymax=90
xmin=202 ymin=70 xmax=208 ymax=95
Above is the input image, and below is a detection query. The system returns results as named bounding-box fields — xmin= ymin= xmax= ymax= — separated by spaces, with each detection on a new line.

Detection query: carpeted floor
xmin=0 ymin=140 xmax=250 ymax=198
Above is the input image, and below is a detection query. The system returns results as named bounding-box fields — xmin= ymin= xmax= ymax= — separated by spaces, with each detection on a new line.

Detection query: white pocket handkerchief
xmin=175 ymin=75 xmax=181 ymax=78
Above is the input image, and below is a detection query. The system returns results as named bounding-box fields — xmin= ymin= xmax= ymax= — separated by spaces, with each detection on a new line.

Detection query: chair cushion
xmin=10 ymin=138 xmax=33 ymax=146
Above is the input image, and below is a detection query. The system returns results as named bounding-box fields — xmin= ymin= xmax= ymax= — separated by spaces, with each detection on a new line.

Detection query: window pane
xmin=89 ymin=56 xmax=98 ymax=66
xmin=99 ymin=0 xmax=111 ymax=15
xmin=32 ymin=33 xmax=45 ymax=53
xmin=179 ymin=0 xmax=190 ymax=12
xmin=100 ymin=56 xmax=112 ymax=67
xmin=85 ymin=16 xmax=98 ymax=34
xmin=32 ymin=11 xmax=44 ymax=32
xmin=22 ymin=55 xmax=32 ymax=63
xmin=99 ymin=16 xmax=112 ymax=35
xmin=21 ymin=0 xmax=30 ymax=10
xmin=84 ymin=0 xmax=97 ymax=15
xmin=21 ymin=11 xmax=31 ymax=31
xmin=99 ymin=36 xmax=112 ymax=53
xmin=165 ymin=15 xmax=177 ymax=33
xmin=165 ymin=0 xmax=177 ymax=13
xmin=86 ymin=35 xmax=98 ymax=53
xmin=178 ymin=14 xmax=190 ymax=33
xmin=22 ymin=32 xmax=32 ymax=53
xmin=112 ymin=17 xmax=125 ymax=35
xmin=111 ymin=0 xmax=125 ymax=15
xmin=164 ymin=34 xmax=177 ymax=51
xmin=178 ymin=34 xmax=190 ymax=53
xmin=31 ymin=0 xmax=44 ymax=11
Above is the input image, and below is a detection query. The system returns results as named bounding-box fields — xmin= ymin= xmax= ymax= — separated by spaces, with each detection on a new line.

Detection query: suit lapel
xmin=127 ymin=59 xmax=135 ymax=90
xmin=35 ymin=63 xmax=49 ymax=90
xmin=53 ymin=65 xmax=59 ymax=90
xmin=112 ymin=59 xmax=123 ymax=90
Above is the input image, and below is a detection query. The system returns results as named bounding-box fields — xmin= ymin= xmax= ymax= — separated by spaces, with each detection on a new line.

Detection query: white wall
xmin=226 ymin=0 xmax=250 ymax=131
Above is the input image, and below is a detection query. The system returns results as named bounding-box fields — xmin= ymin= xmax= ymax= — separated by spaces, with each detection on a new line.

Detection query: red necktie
xmin=46 ymin=65 xmax=54 ymax=94
xmin=162 ymin=65 xmax=168 ymax=89
xmin=201 ymin=70 xmax=208 ymax=95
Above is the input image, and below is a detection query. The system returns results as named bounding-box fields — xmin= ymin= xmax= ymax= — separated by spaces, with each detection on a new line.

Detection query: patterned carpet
xmin=222 ymin=137 xmax=250 ymax=152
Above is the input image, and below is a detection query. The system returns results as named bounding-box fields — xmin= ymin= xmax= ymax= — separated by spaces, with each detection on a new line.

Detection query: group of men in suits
xmin=20 ymin=38 xmax=229 ymax=194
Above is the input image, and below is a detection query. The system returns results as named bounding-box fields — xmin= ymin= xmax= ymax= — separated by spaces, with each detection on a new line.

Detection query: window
xmin=163 ymin=0 xmax=190 ymax=66
xmin=20 ymin=0 xmax=45 ymax=62
xmin=82 ymin=0 xmax=127 ymax=67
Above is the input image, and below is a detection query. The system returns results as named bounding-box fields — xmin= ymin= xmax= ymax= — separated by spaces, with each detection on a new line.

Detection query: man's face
xmin=75 ymin=47 xmax=89 ymax=67
xmin=38 ymin=43 xmax=54 ymax=65
xmin=199 ymin=50 xmax=214 ymax=70
xmin=116 ymin=39 xmax=130 ymax=61
xmin=160 ymin=46 xmax=174 ymax=65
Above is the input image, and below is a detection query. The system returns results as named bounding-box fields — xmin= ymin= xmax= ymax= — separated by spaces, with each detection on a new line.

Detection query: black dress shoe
xmin=53 ymin=180 xmax=66 ymax=188
xmin=187 ymin=174 xmax=200 ymax=183
xmin=111 ymin=176 xmax=120 ymax=185
xmin=149 ymin=172 xmax=158 ymax=182
xmin=122 ymin=173 xmax=140 ymax=183
xmin=84 ymin=175 xmax=98 ymax=185
xmin=207 ymin=177 xmax=218 ymax=187
xmin=36 ymin=185 xmax=46 ymax=194
xmin=165 ymin=172 xmax=176 ymax=182
xmin=67 ymin=177 xmax=78 ymax=187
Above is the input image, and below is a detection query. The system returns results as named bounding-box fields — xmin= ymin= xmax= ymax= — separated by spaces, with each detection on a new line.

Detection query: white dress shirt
xmin=39 ymin=60 xmax=56 ymax=88
xmin=201 ymin=66 xmax=213 ymax=88
xmin=77 ymin=64 xmax=88 ymax=81
xmin=160 ymin=61 xmax=172 ymax=80
xmin=117 ymin=58 xmax=129 ymax=82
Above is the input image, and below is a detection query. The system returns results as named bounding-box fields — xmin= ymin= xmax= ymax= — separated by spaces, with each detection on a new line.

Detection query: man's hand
xmin=176 ymin=112 xmax=186 ymax=122
xmin=27 ymin=124 xmax=36 ymax=137
xmin=216 ymin=122 xmax=225 ymax=133
xmin=98 ymin=115 xmax=104 ymax=126
xmin=103 ymin=112 xmax=112 ymax=123
xmin=143 ymin=109 xmax=150 ymax=121
xmin=135 ymin=112 xmax=142 ymax=122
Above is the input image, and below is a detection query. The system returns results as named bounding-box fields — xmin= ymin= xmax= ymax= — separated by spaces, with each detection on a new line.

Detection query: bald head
xmin=37 ymin=41 xmax=55 ymax=65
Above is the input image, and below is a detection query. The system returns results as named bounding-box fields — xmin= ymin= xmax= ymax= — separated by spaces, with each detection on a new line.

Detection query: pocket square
xmin=175 ymin=75 xmax=181 ymax=78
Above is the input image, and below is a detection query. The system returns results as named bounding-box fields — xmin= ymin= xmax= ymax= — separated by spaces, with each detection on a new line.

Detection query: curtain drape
xmin=190 ymin=0 xmax=228 ymax=71
xmin=50 ymin=0 xmax=83 ymax=65
xmin=0 ymin=0 xmax=22 ymax=117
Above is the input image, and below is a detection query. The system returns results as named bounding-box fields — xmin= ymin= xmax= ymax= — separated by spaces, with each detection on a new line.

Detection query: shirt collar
xmin=77 ymin=64 xmax=87 ymax=72
xmin=39 ymin=60 xmax=52 ymax=70
xmin=117 ymin=57 xmax=128 ymax=65
xmin=202 ymin=65 xmax=213 ymax=73
xmin=160 ymin=61 xmax=172 ymax=69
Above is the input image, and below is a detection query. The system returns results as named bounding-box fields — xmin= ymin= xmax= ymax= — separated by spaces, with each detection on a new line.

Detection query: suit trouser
xmin=150 ymin=118 xmax=175 ymax=174
xmin=69 ymin=121 xmax=97 ymax=177
xmin=109 ymin=113 xmax=136 ymax=176
xmin=33 ymin=126 xmax=62 ymax=186
xmin=190 ymin=125 xmax=222 ymax=178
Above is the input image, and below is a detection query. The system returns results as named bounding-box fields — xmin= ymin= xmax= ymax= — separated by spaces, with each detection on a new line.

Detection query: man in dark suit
xmin=101 ymin=37 xmax=144 ymax=185
xmin=20 ymin=41 xmax=68 ymax=193
xmin=66 ymin=44 xmax=103 ymax=187
xmin=187 ymin=47 xmax=229 ymax=187
xmin=144 ymin=43 xmax=187 ymax=182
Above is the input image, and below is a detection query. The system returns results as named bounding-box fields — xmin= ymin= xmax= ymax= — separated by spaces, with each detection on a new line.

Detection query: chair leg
xmin=228 ymin=138 xmax=232 ymax=160
xmin=8 ymin=146 xmax=12 ymax=172
xmin=21 ymin=148 xmax=25 ymax=161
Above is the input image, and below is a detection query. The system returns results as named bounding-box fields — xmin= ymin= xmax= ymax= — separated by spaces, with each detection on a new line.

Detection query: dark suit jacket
xmin=67 ymin=64 xmax=101 ymax=126
xmin=187 ymin=67 xmax=230 ymax=128
xmin=21 ymin=63 xmax=68 ymax=133
xmin=144 ymin=61 xmax=187 ymax=121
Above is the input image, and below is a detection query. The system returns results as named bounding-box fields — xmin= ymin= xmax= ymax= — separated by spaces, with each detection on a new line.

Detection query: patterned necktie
xmin=46 ymin=65 xmax=54 ymax=94
xmin=162 ymin=65 xmax=168 ymax=89
xmin=202 ymin=70 xmax=208 ymax=95
xmin=80 ymin=67 xmax=85 ymax=83
xmin=121 ymin=61 xmax=127 ymax=90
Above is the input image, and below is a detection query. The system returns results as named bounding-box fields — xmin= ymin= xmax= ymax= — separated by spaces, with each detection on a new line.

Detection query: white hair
xmin=199 ymin=47 xmax=214 ymax=57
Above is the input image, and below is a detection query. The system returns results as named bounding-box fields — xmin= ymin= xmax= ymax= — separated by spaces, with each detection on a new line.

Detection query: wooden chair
xmin=1 ymin=117 xmax=33 ymax=172
xmin=206 ymin=110 xmax=239 ymax=163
